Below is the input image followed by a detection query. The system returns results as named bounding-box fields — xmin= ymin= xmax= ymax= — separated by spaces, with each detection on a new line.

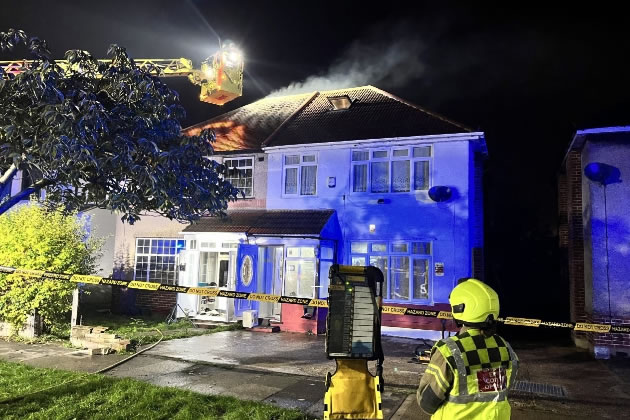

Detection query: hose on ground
xmin=0 ymin=328 xmax=164 ymax=405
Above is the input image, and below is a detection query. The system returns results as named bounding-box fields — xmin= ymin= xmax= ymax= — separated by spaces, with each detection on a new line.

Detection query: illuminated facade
xmin=173 ymin=86 xmax=487 ymax=334
xmin=559 ymin=127 xmax=630 ymax=358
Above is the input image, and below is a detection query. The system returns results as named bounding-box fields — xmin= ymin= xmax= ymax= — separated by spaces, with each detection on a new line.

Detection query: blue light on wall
xmin=584 ymin=161 xmax=622 ymax=320
xmin=428 ymin=186 xmax=453 ymax=202
xmin=584 ymin=162 xmax=621 ymax=185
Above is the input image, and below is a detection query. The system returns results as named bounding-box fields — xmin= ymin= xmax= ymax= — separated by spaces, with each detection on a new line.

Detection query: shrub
xmin=0 ymin=203 xmax=103 ymax=335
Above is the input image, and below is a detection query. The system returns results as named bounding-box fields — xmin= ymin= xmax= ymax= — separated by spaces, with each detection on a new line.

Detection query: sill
xmin=384 ymin=299 xmax=431 ymax=305
xmin=281 ymin=195 xmax=319 ymax=199
xmin=350 ymin=190 xmax=429 ymax=196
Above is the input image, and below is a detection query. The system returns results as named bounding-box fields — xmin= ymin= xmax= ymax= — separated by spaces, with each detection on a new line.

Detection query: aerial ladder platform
xmin=0 ymin=44 xmax=244 ymax=105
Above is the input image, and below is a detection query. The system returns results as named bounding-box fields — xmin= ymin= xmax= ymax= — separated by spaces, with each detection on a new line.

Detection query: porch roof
xmin=183 ymin=209 xmax=335 ymax=236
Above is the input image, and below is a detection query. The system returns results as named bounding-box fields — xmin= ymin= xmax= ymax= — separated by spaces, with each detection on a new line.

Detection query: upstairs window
xmin=224 ymin=157 xmax=253 ymax=198
xmin=284 ymin=154 xmax=317 ymax=196
xmin=352 ymin=146 xmax=432 ymax=193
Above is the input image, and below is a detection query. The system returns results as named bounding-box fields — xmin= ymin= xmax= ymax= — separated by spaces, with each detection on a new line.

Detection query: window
xmin=351 ymin=146 xmax=432 ymax=193
xmin=285 ymin=246 xmax=317 ymax=298
xmin=284 ymin=154 xmax=317 ymax=195
xmin=224 ymin=157 xmax=253 ymax=198
xmin=352 ymin=151 xmax=369 ymax=192
xmin=350 ymin=240 xmax=432 ymax=301
xmin=135 ymin=238 xmax=186 ymax=285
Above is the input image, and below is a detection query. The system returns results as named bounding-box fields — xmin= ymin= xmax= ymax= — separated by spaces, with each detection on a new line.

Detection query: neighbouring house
xmin=111 ymin=93 xmax=312 ymax=316
xmin=558 ymin=126 xmax=630 ymax=359
xmin=140 ymin=85 xmax=486 ymax=335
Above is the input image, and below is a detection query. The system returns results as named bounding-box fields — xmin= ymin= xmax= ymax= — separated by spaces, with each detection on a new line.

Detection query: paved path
xmin=2 ymin=332 xmax=629 ymax=419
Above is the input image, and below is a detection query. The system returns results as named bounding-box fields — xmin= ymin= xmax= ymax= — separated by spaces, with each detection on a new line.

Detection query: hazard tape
xmin=1 ymin=265 xmax=628 ymax=335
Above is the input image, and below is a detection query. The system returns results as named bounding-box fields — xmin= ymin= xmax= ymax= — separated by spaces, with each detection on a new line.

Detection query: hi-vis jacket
xmin=417 ymin=327 xmax=519 ymax=419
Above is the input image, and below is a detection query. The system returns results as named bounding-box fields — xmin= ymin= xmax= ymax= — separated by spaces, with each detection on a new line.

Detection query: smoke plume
xmin=268 ymin=32 xmax=425 ymax=97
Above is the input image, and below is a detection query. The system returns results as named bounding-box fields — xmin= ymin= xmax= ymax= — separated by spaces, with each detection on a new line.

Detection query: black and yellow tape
xmin=1 ymin=265 xmax=628 ymax=335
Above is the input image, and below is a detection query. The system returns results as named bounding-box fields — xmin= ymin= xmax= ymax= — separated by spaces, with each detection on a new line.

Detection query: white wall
xmin=265 ymin=136 xmax=481 ymax=305
xmin=582 ymin=140 xmax=630 ymax=318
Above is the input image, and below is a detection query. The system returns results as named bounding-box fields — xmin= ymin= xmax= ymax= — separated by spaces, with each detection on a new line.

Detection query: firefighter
xmin=417 ymin=278 xmax=518 ymax=419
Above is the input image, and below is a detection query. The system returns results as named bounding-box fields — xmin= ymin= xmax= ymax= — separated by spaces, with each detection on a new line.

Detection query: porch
xmin=176 ymin=209 xmax=341 ymax=333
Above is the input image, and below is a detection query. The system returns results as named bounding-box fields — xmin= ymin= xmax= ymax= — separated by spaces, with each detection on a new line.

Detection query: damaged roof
xmin=183 ymin=209 xmax=335 ymax=236
xmin=183 ymin=86 xmax=471 ymax=152
xmin=183 ymin=93 xmax=314 ymax=152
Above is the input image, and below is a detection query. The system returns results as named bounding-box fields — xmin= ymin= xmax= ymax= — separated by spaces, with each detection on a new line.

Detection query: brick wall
xmin=564 ymin=151 xmax=587 ymax=342
xmin=279 ymin=303 xmax=326 ymax=334
xmin=229 ymin=198 xmax=266 ymax=209
xmin=135 ymin=291 xmax=176 ymax=314
xmin=586 ymin=313 xmax=630 ymax=356
xmin=111 ymin=286 xmax=176 ymax=315
xmin=558 ymin=173 xmax=569 ymax=248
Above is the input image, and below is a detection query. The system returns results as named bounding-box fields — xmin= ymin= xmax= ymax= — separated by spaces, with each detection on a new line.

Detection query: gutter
xmin=262 ymin=132 xmax=486 ymax=152
xmin=561 ymin=126 xmax=630 ymax=168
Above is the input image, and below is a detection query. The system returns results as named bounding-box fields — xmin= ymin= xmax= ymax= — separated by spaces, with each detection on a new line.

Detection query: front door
xmin=256 ymin=246 xmax=284 ymax=320
xmin=235 ymin=244 xmax=258 ymax=317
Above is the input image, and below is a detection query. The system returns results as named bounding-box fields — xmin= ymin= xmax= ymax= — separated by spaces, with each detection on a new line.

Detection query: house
xmin=558 ymin=126 xmax=630 ymax=359
xmin=149 ymin=85 xmax=487 ymax=335
xmin=111 ymin=93 xmax=313 ymax=316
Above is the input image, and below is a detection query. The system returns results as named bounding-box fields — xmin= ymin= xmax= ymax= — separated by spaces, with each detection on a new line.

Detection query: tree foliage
xmin=0 ymin=29 xmax=239 ymax=223
xmin=0 ymin=204 xmax=103 ymax=334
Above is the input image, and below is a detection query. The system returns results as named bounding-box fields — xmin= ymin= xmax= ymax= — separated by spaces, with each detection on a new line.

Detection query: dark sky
xmin=3 ymin=1 xmax=630 ymax=320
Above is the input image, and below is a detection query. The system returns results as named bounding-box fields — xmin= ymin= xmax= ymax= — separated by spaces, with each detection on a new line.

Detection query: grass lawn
xmin=0 ymin=360 xmax=312 ymax=420
xmin=80 ymin=314 xmax=243 ymax=347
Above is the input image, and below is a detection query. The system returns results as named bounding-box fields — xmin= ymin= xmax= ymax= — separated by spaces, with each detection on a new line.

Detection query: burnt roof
xmin=183 ymin=86 xmax=471 ymax=152
xmin=183 ymin=93 xmax=314 ymax=152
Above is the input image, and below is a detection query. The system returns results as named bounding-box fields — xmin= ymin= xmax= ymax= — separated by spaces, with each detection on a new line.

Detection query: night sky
xmin=3 ymin=1 xmax=630 ymax=324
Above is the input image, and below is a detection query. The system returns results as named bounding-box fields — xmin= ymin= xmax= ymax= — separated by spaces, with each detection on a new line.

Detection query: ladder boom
xmin=0 ymin=58 xmax=194 ymax=77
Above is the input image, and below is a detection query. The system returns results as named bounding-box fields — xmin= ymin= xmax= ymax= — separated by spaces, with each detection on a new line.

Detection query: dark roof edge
xmin=213 ymin=149 xmax=263 ymax=155
xmin=561 ymin=126 xmax=630 ymax=168
xmin=368 ymin=85 xmax=473 ymax=132
xmin=261 ymin=91 xmax=320 ymax=147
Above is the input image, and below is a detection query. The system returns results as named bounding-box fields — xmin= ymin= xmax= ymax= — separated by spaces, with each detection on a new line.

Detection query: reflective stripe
xmin=447 ymin=391 xmax=507 ymax=404
xmin=444 ymin=338 xmax=468 ymax=397
xmin=505 ymin=341 xmax=519 ymax=388
xmin=427 ymin=363 xmax=449 ymax=391
xmin=425 ymin=367 xmax=448 ymax=393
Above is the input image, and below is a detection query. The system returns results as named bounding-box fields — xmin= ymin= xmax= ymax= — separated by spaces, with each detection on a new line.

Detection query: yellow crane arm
xmin=0 ymin=58 xmax=195 ymax=77
xmin=0 ymin=53 xmax=243 ymax=106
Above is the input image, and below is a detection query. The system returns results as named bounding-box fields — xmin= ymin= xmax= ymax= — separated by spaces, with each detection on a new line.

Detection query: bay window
xmin=135 ymin=238 xmax=186 ymax=285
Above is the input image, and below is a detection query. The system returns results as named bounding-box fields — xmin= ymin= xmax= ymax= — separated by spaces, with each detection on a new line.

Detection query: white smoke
xmin=268 ymin=35 xmax=425 ymax=97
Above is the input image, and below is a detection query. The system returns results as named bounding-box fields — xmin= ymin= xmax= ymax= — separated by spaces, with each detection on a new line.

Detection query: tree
xmin=0 ymin=204 xmax=103 ymax=335
xmin=0 ymin=29 xmax=239 ymax=224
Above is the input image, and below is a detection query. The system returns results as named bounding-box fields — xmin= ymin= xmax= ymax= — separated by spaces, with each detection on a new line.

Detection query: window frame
xmin=282 ymin=153 xmax=318 ymax=197
xmin=134 ymin=238 xmax=186 ymax=285
xmin=349 ymin=240 xmax=432 ymax=303
xmin=223 ymin=156 xmax=254 ymax=198
xmin=350 ymin=145 xmax=433 ymax=194
xmin=284 ymin=246 xmax=318 ymax=298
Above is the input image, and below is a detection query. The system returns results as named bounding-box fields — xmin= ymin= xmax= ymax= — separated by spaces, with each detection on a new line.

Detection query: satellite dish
xmin=428 ymin=186 xmax=452 ymax=202
xmin=584 ymin=162 xmax=621 ymax=185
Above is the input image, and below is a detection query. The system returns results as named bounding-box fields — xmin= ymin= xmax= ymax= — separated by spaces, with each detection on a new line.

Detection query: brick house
xmin=558 ymin=126 xmax=630 ymax=358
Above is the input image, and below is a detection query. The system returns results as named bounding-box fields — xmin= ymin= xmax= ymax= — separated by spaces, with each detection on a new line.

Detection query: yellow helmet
xmin=449 ymin=279 xmax=499 ymax=325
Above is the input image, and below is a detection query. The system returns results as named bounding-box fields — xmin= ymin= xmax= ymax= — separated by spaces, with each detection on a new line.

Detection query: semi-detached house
xmin=113 ymin=86 xmax=487 ymax=335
